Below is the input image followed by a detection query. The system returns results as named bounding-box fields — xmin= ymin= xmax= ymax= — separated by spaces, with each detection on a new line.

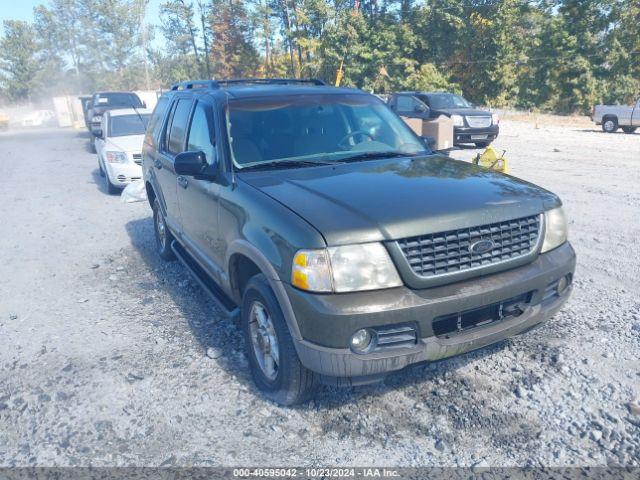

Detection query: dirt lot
xmin=0 ymin=121 xmax=639 ymax=468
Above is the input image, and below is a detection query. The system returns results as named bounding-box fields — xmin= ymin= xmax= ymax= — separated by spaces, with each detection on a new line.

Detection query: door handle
xmin=177 ymin=176 xmax=188 ymax=189
xmin=154 ymin=159 xmax=162 ymax=169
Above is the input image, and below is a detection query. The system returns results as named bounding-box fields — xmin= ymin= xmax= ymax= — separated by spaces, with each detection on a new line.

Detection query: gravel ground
xmin=0 ymin=122 xmax=639 ymax=468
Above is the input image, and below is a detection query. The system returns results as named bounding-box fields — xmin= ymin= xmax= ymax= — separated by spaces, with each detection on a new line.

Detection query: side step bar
xmin=171 ymin=240 xmax=240 ymax=317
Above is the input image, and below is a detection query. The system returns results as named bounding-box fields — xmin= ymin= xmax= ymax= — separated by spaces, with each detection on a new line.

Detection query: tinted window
xmin=146 ymin=97 xmax=169 ymax=145
xmin=109 ymin=114 xmax=151 ymax=137
xmin=426 ymin=93 xmax=472 ymax=109
xmin=187 ymin=102 xmax=216 ymax=165
xmin=396 ymin=96 xmax=415 ymax=112
xmin=168 ymin=99 xmax=192 ymax=155
xmin=94 ymin=93 xmax=142 ymax=107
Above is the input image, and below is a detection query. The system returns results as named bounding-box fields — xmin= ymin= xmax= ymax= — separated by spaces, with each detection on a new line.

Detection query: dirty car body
xmin=142 ymin=80 xmax=575 ymax=404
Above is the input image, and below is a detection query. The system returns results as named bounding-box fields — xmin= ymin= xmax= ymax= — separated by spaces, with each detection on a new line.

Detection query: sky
xmin=0 ymin=0 xmax=163 ymax=26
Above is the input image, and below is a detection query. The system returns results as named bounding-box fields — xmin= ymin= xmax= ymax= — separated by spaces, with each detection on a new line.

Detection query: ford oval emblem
xmin=469 ymin=239 xmax=494 ymax=255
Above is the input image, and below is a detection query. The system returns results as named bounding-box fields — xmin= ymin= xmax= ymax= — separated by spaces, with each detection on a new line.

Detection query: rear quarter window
xmin=145 ymin=97 xmax=169 ymax=146
xmin=167 ymin=99 xmax=193 ymax=155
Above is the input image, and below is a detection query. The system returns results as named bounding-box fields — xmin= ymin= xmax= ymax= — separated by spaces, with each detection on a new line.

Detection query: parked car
xmin=388 ymin=91 xmax=499 ymax=147
xmin=21 ymin=110 xmax=55 ymax=127
xmin=95 ymin=108 xmax=151 ymax=194
xmin=87 ymin=92 xmax=145 ymax=137
xmin=0 ymin=111 xmax=9 ymax=131
xmin=143 ymin=79 xmax=575 ymax=405
xmin=78 ymin=95 xmax=92 ymax=129
xmin=592 ymin=99 xmax=639 ymax=133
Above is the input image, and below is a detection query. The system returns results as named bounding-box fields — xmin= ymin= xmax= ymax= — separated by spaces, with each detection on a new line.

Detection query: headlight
xmin=106 ymin=151 xmax=128 ymax=164
xmin=91 ymin=115 xmax=101 ymax=123
xmin=541 ymin=207 xmax=568 ymax=253
xmin=292 ymin=243 xmax=402 ymax=293
xmin=450 ymin=114 xmax=464 ymax=127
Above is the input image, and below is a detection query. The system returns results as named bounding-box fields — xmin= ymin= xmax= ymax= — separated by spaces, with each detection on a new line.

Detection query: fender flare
xmin=226 ymin=239 xmax=302 ymax=341
xmin=145 ymin=171 xmax=167 ymax=217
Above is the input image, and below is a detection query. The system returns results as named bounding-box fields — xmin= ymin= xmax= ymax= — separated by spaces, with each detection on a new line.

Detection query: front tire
xmin=622 ymin=126 xmax=637 ymax=134
xmin=152 ymin=197 xmax=176 ymax=261
xmin=602 ymin=117 xmax=618 ymax=133
xmin=241 ymin=274 xmax=316 ymax=405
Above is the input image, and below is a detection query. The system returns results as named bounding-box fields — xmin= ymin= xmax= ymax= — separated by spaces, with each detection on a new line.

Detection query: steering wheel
xmin=338 ymin=130 xmax=374 ymax=150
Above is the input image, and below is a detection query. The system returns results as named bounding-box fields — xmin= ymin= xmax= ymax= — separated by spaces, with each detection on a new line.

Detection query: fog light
xmin=351 ymin=329 xmax=373 ymax=353
xmin=556 ymin=275 xmax=570 ymax=294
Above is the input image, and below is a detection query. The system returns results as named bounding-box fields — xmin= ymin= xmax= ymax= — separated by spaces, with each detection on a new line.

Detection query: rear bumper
xmin=454 ymin=125 xmax=499 ymax=144
xmin=289 ymin=242 xmax=575 ymax=379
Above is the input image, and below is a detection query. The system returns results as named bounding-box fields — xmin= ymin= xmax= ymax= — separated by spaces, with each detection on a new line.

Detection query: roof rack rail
xmin=170 ymin=78 xmax=325 ymax=91
xmin=170 ymin=80 xmax=219 ymax=91
xmin=215 ymin=78 xmax=326 ymax=87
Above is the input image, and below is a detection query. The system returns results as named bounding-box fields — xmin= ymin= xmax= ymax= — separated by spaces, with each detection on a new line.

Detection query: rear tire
xmin=602 ymin=117 xmax=618 ymax=133
xmin=475 ymin=141 xmax=490 ymax=148
xmin=622 ymin=126 xmax=637 ymax=134
xmin=152 ymin=197 xmax=176 ymax=261
xmin=241 ymin=274 xmax=316 ymax=405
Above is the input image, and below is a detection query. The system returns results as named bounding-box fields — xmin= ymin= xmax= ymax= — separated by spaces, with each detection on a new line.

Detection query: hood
xmin=239 ymin=155 xmax=559 ymax=246
xmin=106 ymin=135 xmax=145 ymax=153
xmin=432 ymin=107 xmax=491 ymax=117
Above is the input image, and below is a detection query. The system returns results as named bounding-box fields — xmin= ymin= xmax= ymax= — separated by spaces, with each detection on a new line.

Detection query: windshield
xmin=109 ymin=114 xmax=150 ymax=137
xmin=95 ymin=93 xmax=142 ymax=107
xmin=227 ymin=93 xmax=428 ymax=169
xmin=422 ymin=93 xmax=472 ymax=110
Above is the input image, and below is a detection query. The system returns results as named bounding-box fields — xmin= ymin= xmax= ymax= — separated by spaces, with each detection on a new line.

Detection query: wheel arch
xmin=145 ymin=180 xmax=156 ymax=209
xmin=226 ymin=240 xmax=302 ymax=341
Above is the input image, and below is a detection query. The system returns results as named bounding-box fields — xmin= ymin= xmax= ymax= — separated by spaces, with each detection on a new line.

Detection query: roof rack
xmin=170 ymin=80 xmax=218 ymax=91
xmin=216 ymin=78 xmax=326 ymax=87
xmin=170 ymin=78 xmax=325 ymax=91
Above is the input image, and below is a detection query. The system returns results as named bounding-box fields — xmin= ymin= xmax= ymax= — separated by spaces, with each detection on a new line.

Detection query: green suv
xmin=142 ymin=79 xmax=575 ymax=405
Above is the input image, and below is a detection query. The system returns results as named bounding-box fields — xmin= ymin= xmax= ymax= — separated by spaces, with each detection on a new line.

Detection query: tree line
xmin=0 ymin=0 xmax=638 ymax=114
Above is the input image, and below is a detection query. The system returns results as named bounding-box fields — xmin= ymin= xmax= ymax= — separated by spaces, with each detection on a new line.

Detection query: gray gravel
xmin=0 ymin=123 xmax=638 ymax=467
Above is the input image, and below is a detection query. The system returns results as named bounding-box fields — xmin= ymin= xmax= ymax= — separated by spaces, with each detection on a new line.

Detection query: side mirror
xmin=175 ymin=151 xmax=216 ymax=179
xmin=142 ymin=101 xmax=147 ymax=108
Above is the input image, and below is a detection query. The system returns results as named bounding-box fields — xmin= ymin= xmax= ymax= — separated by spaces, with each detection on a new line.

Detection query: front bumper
xmin=454 ymin=124 xmax=499 ymax=145
xmin=288 ymin=242 xmax=575 ymax=379
xmin=105 ymin=162 xmax=143 ymax=186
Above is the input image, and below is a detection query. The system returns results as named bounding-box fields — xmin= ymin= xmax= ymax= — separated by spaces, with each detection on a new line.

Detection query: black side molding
xmin=171 ymin=240 xmax=240 ymax=317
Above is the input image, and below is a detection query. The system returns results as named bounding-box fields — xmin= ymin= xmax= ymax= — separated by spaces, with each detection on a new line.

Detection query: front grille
xmin=116 ymin=175 xmax=141 ymax=183
xmin=466 ymin=115 xmax=492 ymax=128
xmin=397 ymin=215 xmax=541 ymax=278
xmin=132 ymin=153 xmax=142 ymax=165
xmin=432 ymin=292 xmax=531 ymax=338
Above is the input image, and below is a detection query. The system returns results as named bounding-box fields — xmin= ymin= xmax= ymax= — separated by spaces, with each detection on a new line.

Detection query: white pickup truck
xmin=592 ymin=99 xmax=640 ymax=133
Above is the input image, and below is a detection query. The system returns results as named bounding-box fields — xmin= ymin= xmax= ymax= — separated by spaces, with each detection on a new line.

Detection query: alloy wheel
xmin=248 ymin=301 xmax=280 ymax=381
xmin=155 ymin=209 xmax=167 ymax=249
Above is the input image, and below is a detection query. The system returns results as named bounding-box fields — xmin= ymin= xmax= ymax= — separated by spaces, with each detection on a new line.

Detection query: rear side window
xmin=396 ymin=96 xmax=415 ymax=112
xmin=187 ymin=102 xmax=216 ymax=165
xmin=167 ymin=99 xmax=193 ymax=155
xmin=145 ymin=97 xmax=169 ymax=145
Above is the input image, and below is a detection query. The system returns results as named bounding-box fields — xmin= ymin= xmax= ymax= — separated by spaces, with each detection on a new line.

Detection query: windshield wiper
xmin=240 ymin=159 xmax=334 ymax=171
xmin=339 ymin=150 xmax=425 ymax=163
